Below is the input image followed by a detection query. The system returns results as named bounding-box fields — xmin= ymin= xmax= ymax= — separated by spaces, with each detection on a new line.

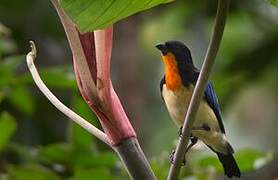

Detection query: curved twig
xmin=26 ymin=41 xmax=112 ymax=146
xmin=167 ymin=0 xmax=230 ymax=179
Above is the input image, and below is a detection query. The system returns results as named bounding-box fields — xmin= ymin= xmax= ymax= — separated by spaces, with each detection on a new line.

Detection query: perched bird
xmin=156 ymin=41 xmax=241 ymax=178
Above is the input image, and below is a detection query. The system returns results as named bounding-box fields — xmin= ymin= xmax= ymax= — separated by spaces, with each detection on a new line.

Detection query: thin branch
xmin=167 ymin=0 xmax=230 ymax=180
xmin=26 ymin=41 xmax=112 ymax=146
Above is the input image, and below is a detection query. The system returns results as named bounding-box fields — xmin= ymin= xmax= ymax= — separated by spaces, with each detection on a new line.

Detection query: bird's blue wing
xmin=204 ymin=82 xmax=225 ymax=133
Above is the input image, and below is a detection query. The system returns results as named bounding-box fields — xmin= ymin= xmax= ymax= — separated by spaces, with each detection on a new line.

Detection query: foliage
xmin=0 ymin=26 xmax=127 ymax=179
xmin=268 ymin=0 xmax=278 ymax=7
xmin=7 ymin=164 xmax=60 ymax=180
xmin=0 ymin=112 xmax=16 ymax=151
xmin=60 ymin=0 xmax=170 ymax=32
xmin=150 ymin=148 xmax=272 ymax=180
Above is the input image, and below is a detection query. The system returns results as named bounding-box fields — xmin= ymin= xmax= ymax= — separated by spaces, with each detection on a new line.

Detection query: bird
xmin=155 ymin=41 xmax=241 ymax=178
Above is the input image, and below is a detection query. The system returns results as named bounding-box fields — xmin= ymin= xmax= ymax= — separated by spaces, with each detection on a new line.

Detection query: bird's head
xmin=155 ymin=41 xmax=194 ymax=90
xmin=155 ymin=41 xmax=193 ymax=66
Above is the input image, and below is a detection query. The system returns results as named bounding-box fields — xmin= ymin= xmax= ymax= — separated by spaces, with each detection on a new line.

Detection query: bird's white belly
xmin=162 ymin=85 xmax=228 ymax=152
xmin=162 ymin=85 xmax=218 ymax=127
xmin=162 ymin=85 xmax=193 ymax=126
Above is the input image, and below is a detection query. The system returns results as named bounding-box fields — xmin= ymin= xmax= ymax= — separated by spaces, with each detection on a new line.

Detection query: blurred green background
xmin=0 ymin=0 xmax=278 ymax=179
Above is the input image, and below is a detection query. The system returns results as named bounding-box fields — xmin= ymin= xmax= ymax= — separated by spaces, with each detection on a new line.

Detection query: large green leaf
xmin=61 ymin=0 xmax=171 ymax=32
xmin=0 ymin=112 xmax=17 ymax=151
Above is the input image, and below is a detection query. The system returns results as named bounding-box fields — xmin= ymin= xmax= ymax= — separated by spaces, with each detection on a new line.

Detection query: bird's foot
xmin=189 ymin=136 xmax=198 ymax=145
xmin=169 ymin=150 xmax=175 ymax=164
xmin=185 ymin=136 xmax=198 ymax=153
xmin=178 ymin=126 xmax=183 ymax=137
xmin=182 ymin=156 xmax=186 ymax=166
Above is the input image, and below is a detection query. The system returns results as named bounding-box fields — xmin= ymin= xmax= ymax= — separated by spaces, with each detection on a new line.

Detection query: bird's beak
xmin=155 ymin=43 xmax=168 ymax=55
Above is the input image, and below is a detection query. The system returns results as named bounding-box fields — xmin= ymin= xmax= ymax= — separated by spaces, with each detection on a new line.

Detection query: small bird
xmin=156 ymin=41 xmax=241 ymax=178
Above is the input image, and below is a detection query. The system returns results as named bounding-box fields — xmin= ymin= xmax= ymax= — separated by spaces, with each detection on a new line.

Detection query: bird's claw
xmin=169 ymin=150 xmax=175 ymax=164
xmin=178 ymin=126 xmax=183 ymax=137
xmin=182 ymin=157 xmax=186 ymax=166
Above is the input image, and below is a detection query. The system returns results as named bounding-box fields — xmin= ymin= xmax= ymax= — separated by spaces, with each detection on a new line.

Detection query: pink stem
xmin=94 ymin=27 xmax=136 ymax=144
xmin=73 ymin=27 xmax=135 ymax=144
xmin=78 ymin=31 xmax=97 ymax=84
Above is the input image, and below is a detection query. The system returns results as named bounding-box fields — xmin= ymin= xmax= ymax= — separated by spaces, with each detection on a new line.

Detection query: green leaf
xmin=39 ymin=68 xmax=76 ymax=89
xmin=0 ymin=91 xmax=4 ymax=103
xmin=0 ymin=55 xmax=23 ymax=87
xmin=68 ymin=95 xmax=98 ymax=151
xmin=151 ymin=159 xmax=169 ymax=180
xmin=38 ymin=143 xmax=71 ymax=164
xmin=1 ymin=55 xmax=24 ymax=71
xmin=71 ymin=152 xmax=117 ymax=168
xmin=268 ymin=0 xmax=278 ymax=7
xmin=20 ymin=66 xmax=76 ymax=89
xmin=7 ymin=143 xmax=39 ymax=163
xmin=7 ymin=85 xmax=34 ymax=115
xmin=0 ymin=112 xmax=17 ymax=151
xmin=60 ymin=0 xmax=170 ymax=32
xmin=197 ymin=155 xmax=222 ymax=172
xmin=7 ymin=164 xmax=60 ymax=180
xmin=235 ymin=148 xmax=266 ymax=172
xmin=69 ymin=168 xmax=111 ymax=180
xmin=194 ymin=148 xmax=268 ymax=173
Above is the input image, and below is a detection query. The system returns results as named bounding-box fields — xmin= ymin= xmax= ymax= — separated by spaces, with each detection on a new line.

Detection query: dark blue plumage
xmin=204 ymin=82 xmax=225 ymax=133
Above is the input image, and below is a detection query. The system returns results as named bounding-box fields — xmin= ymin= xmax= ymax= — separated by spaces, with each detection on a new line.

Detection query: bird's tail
xmin=216 ymin=152 xmax=241 ymax=178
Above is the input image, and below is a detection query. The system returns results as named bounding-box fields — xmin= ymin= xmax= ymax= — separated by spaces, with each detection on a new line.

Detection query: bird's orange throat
xmin=162 ymin=53 xmax=182 ymax=91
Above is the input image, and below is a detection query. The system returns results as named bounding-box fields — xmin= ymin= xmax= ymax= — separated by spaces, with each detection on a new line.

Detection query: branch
xmin=167 ymin=0 xmax=230 ymax=180
xmin=26 ymin=41 xmax=112 ymax=146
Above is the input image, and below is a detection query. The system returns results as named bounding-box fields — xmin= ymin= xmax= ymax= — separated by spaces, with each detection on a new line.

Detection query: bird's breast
xmin=162 ymin=84 xmax=194 ymax=126
xmin=163 ymin=53 xmax=183 ymax=91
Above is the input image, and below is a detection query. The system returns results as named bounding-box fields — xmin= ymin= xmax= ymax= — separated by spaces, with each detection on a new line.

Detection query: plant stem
xmin=51 ymin=0 xmax=98 ymax=101
xmin=26 ymin=41 xmax=111 ymax=146
xmin=167 ymin=0 xmax=230 ymax=180
xmin=113 ymin=138 xmax=157 ymax=180
xmin=49 ymin=1 xmax=156 ymax=179
xmin=26 ymin=40 xmax=156 ymax=179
